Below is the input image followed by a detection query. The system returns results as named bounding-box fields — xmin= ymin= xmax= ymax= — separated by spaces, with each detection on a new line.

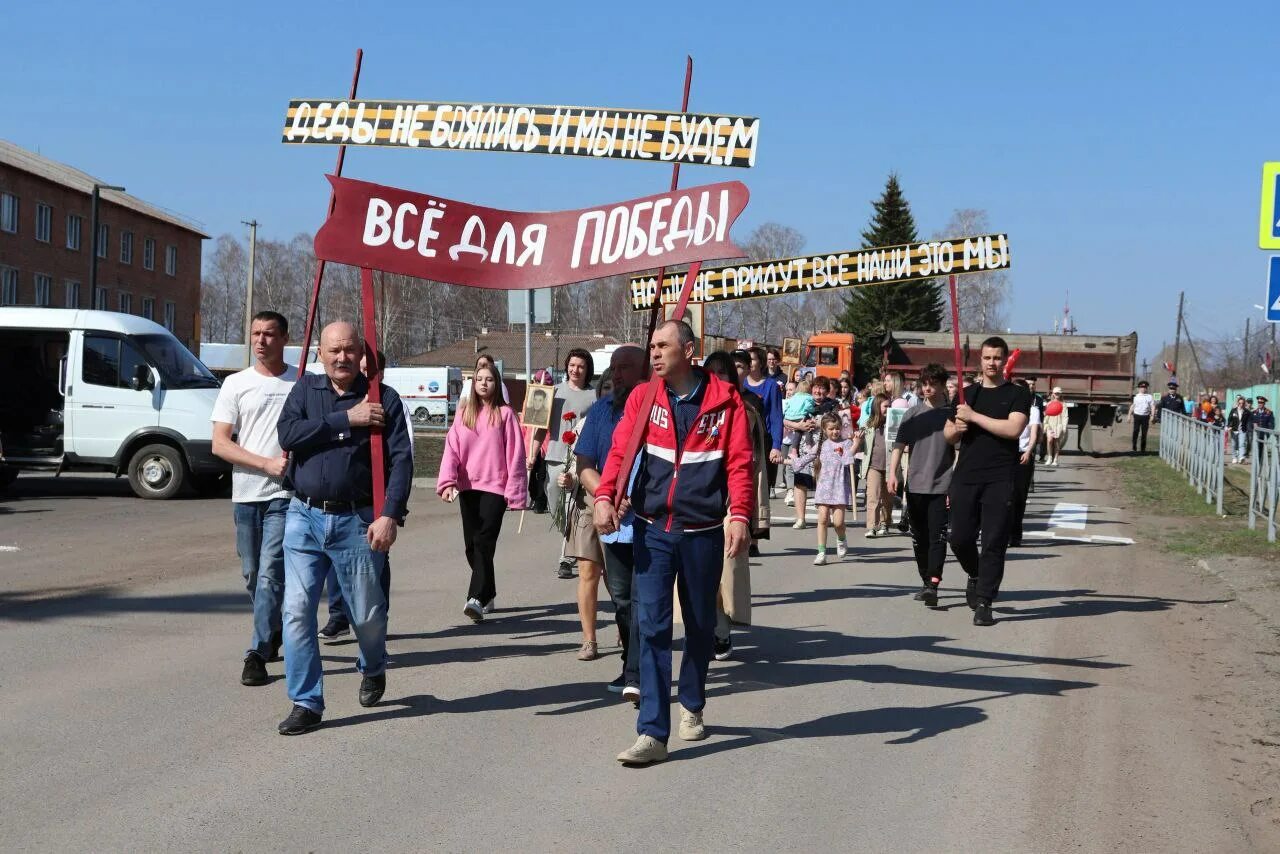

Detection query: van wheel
xmin=413 ymin=407 xmax=431 ymax=424
xmin=127 ymin=444 xmax=186 ymax=499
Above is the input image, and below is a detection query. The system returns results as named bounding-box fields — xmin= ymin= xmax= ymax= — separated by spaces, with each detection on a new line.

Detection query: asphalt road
xmin=2 ymin=444 xmax=1278 ymax=852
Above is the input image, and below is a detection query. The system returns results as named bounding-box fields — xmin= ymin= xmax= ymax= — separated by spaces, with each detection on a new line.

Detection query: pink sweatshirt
xmin=437 ymin=405 xmax=529 ymax=509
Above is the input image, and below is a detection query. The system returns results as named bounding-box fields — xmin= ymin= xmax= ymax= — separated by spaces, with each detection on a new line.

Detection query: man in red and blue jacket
xmin=595 ymin=319 xmax=754 ymax=765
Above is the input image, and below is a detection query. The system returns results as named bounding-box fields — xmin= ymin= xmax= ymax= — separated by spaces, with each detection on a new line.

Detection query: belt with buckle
xmin=295 ymin=492 xmax=371 ymax=514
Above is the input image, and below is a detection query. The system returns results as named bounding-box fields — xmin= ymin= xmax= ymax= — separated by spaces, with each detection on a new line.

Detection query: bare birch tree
xmin=935 ymin=208 xmax=1010 ymax=333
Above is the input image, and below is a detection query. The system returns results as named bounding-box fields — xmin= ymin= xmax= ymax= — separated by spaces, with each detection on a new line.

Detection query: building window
xmin=165 ymin=245 xmax=177 ymax=276
xmin=65 ymin=280 xmax=81 ymax=308
xmin=120 ymin=231 xmax=133 ymax=264
xmin=141 ymin=296 xmax=154 ymax=320
xmin=34 ymin=273 xmax=52 ymax=307
xmin=35 ymin=203 xmax=52 ymax=243
xmin=163 ymin=300 xmax=176 ymax=331
xmin=1 ymin=193 xmax=18 ymax=233
xmin=143 ymin=237 xmax=155 ymax=270
xmin=118 ymin=291 xmax=132 ymax=314
xmin=93 ymin=287 xmax=108 ymax=310
xmin=97 ymin=224 xmax=109 ymax=259
xmin=1 ymin=267 xmax=18 ymax=304
xmin=66 ymin=214 xmax=82 ymax=250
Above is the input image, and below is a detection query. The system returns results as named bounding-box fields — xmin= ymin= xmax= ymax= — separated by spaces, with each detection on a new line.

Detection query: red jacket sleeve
xmin=724 ymin=391 xmax=755 ymax=525
xmin=595 ymin=378 xmax=649 ymax=506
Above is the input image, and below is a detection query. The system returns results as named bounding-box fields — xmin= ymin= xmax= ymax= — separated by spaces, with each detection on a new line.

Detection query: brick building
xmin=0 ymin=140 xmax=207 ymax=347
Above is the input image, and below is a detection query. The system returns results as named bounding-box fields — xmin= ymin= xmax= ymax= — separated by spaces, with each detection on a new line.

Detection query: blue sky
xmin=5 ymin=0 xmax=1276 ymax=365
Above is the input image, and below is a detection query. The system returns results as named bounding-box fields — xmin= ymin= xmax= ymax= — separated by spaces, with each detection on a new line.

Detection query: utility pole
xmin=1172 ymin=291 xmax=1184 ymax=381
xmin=1181 ymin=317 xmax=1207 ymax=395
xmin=241 ymin=219 xmax=257 ymax=366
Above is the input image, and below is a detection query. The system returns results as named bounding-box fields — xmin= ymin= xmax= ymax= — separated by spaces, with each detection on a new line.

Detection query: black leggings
xmin=948 ymin=478 xmax=1015 ymax=602
xmin=905 ymin=492 xmax=948 ymax=585
xmin=459 ymin=490 xmax=507 ymax=603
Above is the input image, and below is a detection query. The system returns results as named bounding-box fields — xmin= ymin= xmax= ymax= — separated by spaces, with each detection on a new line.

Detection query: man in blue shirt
xmin=574 ymin=345 xmax=646 ymax=702
xmin=273 ymin=322 xmax=414 ymax=735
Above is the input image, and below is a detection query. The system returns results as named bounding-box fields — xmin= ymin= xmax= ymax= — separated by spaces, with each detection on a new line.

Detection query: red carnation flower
xmin=562 ymin=430 xmax=578 ymax=444
xmin=563 ymin=411 xmax=577 ymax=421
xmin=835 ymin=446 xmax=844 ymax=455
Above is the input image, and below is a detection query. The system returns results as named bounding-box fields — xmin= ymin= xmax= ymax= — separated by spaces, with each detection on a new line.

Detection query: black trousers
xmin=602 ymin=540 xmax=640 ymax=687
xmin=905 ymin=491 xmax=948 ymax=585
xmin=767 ymin=460 xmax=779 ymax=491
xmin=1012 ymin=457 xmax=1035 ymax=542
xmin=459 ymin=490 xmax=507 ymax=603
xmin=948 ymin=477 xmax=1015 ymax=602
xmin=1131 ymin=413 xmax=1150 ymax=452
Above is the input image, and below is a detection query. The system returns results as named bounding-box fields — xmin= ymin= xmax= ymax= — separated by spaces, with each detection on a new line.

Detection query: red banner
xmin=313 ymin=175 xmax=748 ymax=289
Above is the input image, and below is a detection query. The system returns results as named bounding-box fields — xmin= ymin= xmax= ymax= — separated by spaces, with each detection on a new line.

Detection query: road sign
xmin=1268 ymin=256 xmax=1280 ymax=322
xmin=508 ymin=288 xmax=551 ymax=324
xmin=1261 ymin=163 xmax=1280 ymax=250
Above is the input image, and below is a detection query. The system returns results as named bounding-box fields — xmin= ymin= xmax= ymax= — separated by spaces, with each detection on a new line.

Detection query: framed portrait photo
xmin=521 ymin=383 xmax=555 ymax=430
xmin=781 ymin=337 xmax=802 ymax=365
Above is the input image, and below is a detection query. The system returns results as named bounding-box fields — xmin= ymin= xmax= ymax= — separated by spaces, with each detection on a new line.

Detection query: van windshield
xmin=135 ymin=334 xmax=221 ymax=389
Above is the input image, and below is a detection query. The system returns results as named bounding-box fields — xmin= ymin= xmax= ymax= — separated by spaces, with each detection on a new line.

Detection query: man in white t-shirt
xmin=1011 ymin=378 xmax=1042 ymax=547
xmin=211 ymin=311 xmax=298 ymax=688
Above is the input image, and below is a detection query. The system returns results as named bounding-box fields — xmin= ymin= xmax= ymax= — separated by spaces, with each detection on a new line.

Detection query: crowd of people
xmin=1150 ymin=379 xmax=1275 ymax=463
xmin=213 ymin=310 xmax=1100 ymax=762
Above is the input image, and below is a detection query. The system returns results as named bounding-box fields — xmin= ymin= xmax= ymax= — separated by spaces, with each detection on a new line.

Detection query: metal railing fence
xmin=1158 ymin=412 xmax=1224 ymax=515
xmin=1249 ymin=427 xmax=1279 ymax=542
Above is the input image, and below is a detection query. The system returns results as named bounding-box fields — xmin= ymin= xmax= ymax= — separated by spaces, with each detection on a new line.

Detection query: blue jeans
xmin=233 ymin=497 xmax=289 ymax=659
xmin=326 ymin=558 xmax=391 ymax=626
xmin=633 ymin=522 xmax=724 ymax=743
xmin=1235 ymin=430 xmax=1249 ymax=459
xmin=283 ymin=498 xmax=388 ymax=714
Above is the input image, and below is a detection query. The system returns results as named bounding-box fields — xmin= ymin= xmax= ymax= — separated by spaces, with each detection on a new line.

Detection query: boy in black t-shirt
xmin=944 ymin=337 xmax=1032 ymax=626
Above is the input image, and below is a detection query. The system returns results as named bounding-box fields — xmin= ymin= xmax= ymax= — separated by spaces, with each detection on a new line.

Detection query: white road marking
xmin=1047 ymin=502 xmax=1089 ymax=530
xmin=0 ymin=545 xmax=20 ymax=552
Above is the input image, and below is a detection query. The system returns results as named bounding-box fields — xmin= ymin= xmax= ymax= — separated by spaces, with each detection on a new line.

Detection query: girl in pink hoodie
xmin=437 ymin=365 xmax=528 ymax=623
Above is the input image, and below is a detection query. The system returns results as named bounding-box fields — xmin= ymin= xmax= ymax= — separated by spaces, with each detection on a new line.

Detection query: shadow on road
xmin=672 ymin=702 xmax=991 ymax=756
xmin=0 ymin=586 xmax=246 ymax=622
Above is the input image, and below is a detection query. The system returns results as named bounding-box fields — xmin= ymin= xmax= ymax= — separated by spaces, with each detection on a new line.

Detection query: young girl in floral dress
xmin=792 ymin=413 xmax=857 ymax=565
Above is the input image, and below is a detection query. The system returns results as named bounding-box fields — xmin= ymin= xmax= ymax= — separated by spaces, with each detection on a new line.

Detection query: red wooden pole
xmin=608 ymin=56 xmax=698 ymax=507
xmin=948 ymin=274 xmax=964 ymax=386
xmin=359 ymin=266 xmax=386 ymax=517
xmin=294 ymin=48 xmax=364 ymax=375
xmin=643 ymin=55 xmax=693 ymax=348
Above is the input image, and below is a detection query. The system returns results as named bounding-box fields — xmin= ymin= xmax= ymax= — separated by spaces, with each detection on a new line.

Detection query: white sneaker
xmin=617 ymin=734 xmax=668 ymax=765
xmin=463 ymin=598 xmax=484 ymax=623
xmin=836 ymin=541 xmax=848 ymax=558
xmin=678 ymin=707 xmax=707 ymax=741
xmin=482 ymin=598 xmax=495 ymax=614
xmin=792 ymin=519 xmax=806 ymax=530
xmin=813 ymin=552 xmax=827 ymax=565
xmin=784 ymin=491 xmax=795 ymax=507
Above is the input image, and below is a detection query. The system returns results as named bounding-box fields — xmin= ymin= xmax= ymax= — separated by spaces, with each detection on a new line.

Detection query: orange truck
xmin=795 ymin=332 xmax=855 ymax=382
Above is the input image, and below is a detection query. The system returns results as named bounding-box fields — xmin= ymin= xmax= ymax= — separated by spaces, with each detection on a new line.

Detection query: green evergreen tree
xmin=836 ymin=173 xmax=943 ymax=383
